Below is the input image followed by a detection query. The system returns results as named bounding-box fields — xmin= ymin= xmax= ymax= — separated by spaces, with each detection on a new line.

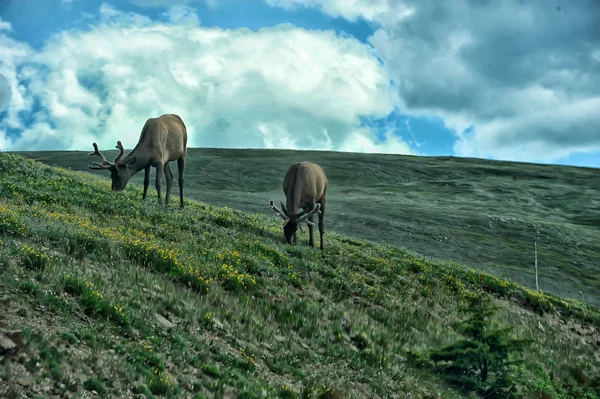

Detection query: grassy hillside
xmin=19 ymin=148 xmax=600 ymax=308
xmin=1 ymin=152 xmax=599 ymax=398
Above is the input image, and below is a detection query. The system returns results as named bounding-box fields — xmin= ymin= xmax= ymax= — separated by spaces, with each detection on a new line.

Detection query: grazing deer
xmin=88 ymin=113 xmax=188 ymax=209
xmin=269 ymin=161 xmax=328 ymax=250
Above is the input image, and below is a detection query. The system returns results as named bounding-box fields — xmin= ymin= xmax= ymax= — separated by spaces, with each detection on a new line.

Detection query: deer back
xmin=283 ymin=161 xmax=327 ymax=214
xmin=135 ymin=114 xmax=187 ymax=164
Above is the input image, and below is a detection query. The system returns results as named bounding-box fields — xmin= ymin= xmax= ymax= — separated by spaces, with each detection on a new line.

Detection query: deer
xmin=88 ymin=113 xmax=188 ymax=209
xmin=269 ymin=161 xmax=328 ymax=250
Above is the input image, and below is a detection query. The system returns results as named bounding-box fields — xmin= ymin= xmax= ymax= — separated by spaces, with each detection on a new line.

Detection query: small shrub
xmin=134 ymin=383 xmax=153 ymax=397
xmin=118 ymin=340 xmax=165 ymax=378
xmin=426 ymin=292 xmax=533 ymax=398
xmin=148 ymin=371 xmax=177 ymax=396
xmin=63 ymin=275 xmax=131 ymax=327
xmin=20 ymin=244 xmax=52 ymax=272
xmin=201 ymin=364 xmax=222 ymax=378
xmin=60 ymin=331 xmax=80 ymax=346
xmin=39 ymin=346 xmax=63 ymax=380
xmin=279 ymin=384 xmax=298 ymax=398
xmin=84 ymin=378 xmax=107 ymax=395
xmin=218 ymin=263 xmax=256 ymax=292
xmin=300 ymin=383 xmax=347 ymax=399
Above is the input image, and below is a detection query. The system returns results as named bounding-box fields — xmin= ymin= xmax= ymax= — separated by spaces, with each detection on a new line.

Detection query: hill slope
xmin=1 ymin=152 xmax=599 ymax=398
xmin=19 ymin=148 xmax=600 ymax=308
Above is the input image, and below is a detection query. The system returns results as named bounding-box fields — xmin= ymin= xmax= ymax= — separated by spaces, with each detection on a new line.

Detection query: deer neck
xmin=286 ymin=175 xmax=304 ymax=217
xmin=122 ymin=145 xmax=151 ymax=175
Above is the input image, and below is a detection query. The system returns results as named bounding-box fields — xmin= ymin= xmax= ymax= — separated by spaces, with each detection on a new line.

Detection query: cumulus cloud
xmin=267 ymin=0 xmax=600 ymax=163
xmin=265 ymin=0 xmax=414 ymax=26
xmin=339 ymin=127 xmax=412 ymax=155
xmin=128 ymin=0 xmax=219 ymax=10
xmin=0 ymin=4 xmax=414 ymax=155
xmin=0 ymin=74 xmax=10 ymax=110
xmin=0 ymin=18 xmax=12 ymax=32
xmin=161 ymin=4 xmax=201 ymax=25
xmin=0 ymin=18 xmax=34 ymax=132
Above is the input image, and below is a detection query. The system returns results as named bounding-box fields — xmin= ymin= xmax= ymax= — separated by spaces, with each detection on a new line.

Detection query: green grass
xmin=1 ymin=151 xmax=599 ymax=398
xmin=20 ymin=147 xmax=600 ymax=308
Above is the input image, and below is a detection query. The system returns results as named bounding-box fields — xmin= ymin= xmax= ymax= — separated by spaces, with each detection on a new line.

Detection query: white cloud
xmin=128 ymin=0 xmax=219 ymax=10
xmin=264 ymin=0 xmax=414 ymax=25
xmin=453 ymin=96 xmax=600 ymax=163
xmin=161 ymin=5 xmax=201 ymax=25
xmin=0 ymin=21 xmax=34 ymax=132
xmin=0 ymin=18 xmax=12 ymax=32
xmin=339 ymin=127 xmax=412 ymax=155
xmin=256 ymin=121 xmax=301 ymax=150
xmin=0 ymin=4 xmax=412 ymax=156
xmin=0 ymin=74 xmax=10 ymax=110
xmin=266 ymin=0 xmax=600 ymax=164
xmin=98 ymin=3 xmax=153 ymax=27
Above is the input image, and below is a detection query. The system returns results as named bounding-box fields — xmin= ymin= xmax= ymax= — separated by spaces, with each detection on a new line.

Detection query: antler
xmin=297 ymin=203 xmax=321 ymax=226
xmin=269 ymin=200 xmax=316 ymax=230
xmin=279 ymin=201 xmax=304 ymax=229
xmin=269 ymin=199 xmax=290 ymax=228
xmin=88 ymin=142 xmax=114 ymax=170
xmin=114 ymin=140 xmax=125 ymax=163
xmin=269 ymin=200 xmax=288 ymax=219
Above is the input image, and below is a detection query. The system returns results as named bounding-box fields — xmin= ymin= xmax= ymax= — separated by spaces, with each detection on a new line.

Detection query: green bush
xmin=427 ymin=292 xmax=533 ymax=398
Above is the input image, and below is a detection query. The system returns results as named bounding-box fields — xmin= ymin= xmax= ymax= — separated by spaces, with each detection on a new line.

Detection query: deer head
xmin=269 ymin=200 xmax=321 ymax=244
xmin=88 ymin=141 xmax=136 ymax=191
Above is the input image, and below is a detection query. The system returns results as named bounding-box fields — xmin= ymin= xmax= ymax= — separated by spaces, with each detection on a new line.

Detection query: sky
xmin=0 ymin=0 xmax=599 ymax=168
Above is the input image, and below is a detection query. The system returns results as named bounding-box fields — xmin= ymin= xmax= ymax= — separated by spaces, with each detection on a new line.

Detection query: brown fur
xmin=88 ymin=113 xmax=188 ymax=209
xmin=269 ymin=161 xmax=328 ymax=250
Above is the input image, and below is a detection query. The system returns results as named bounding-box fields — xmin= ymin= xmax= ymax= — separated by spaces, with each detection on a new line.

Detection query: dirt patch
xmin=0 ymin=286 xmax=138 ymax=398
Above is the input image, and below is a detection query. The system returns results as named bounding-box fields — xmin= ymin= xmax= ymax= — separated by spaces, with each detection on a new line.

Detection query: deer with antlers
xmin=269 ymin=161 xmax=328 ymax=250
xmin=88 ymin=113 xmax=188 ymax=209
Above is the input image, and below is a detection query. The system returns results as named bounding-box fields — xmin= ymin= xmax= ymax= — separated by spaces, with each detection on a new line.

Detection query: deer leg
xmin=302 ymin=202 xmax=317 ymax=247
xmin=142 ymin=165 xmax=151 ymax=200
xmin=308 ymin=214 xmax=315 ymax=247
xmin=177 ymin=156 xmax=186 ymax=209
xmin=165 ymin=163 xmax=174 ymax=206
xmin=318 ymin=195 xmax=326 ymax=251
xmin=155 ymin=163 xmax=164 ymax=205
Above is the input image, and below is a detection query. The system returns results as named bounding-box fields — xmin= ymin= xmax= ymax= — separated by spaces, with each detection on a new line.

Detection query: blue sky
xmin=1 ymin=0 xmax=377 ymax=47
xmin=0 ymin=0 xmax=598 ymax=167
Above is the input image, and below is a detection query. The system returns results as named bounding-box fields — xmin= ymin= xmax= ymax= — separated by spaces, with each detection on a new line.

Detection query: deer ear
xmin=124 ymin=157 xmax=136 ymax=166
